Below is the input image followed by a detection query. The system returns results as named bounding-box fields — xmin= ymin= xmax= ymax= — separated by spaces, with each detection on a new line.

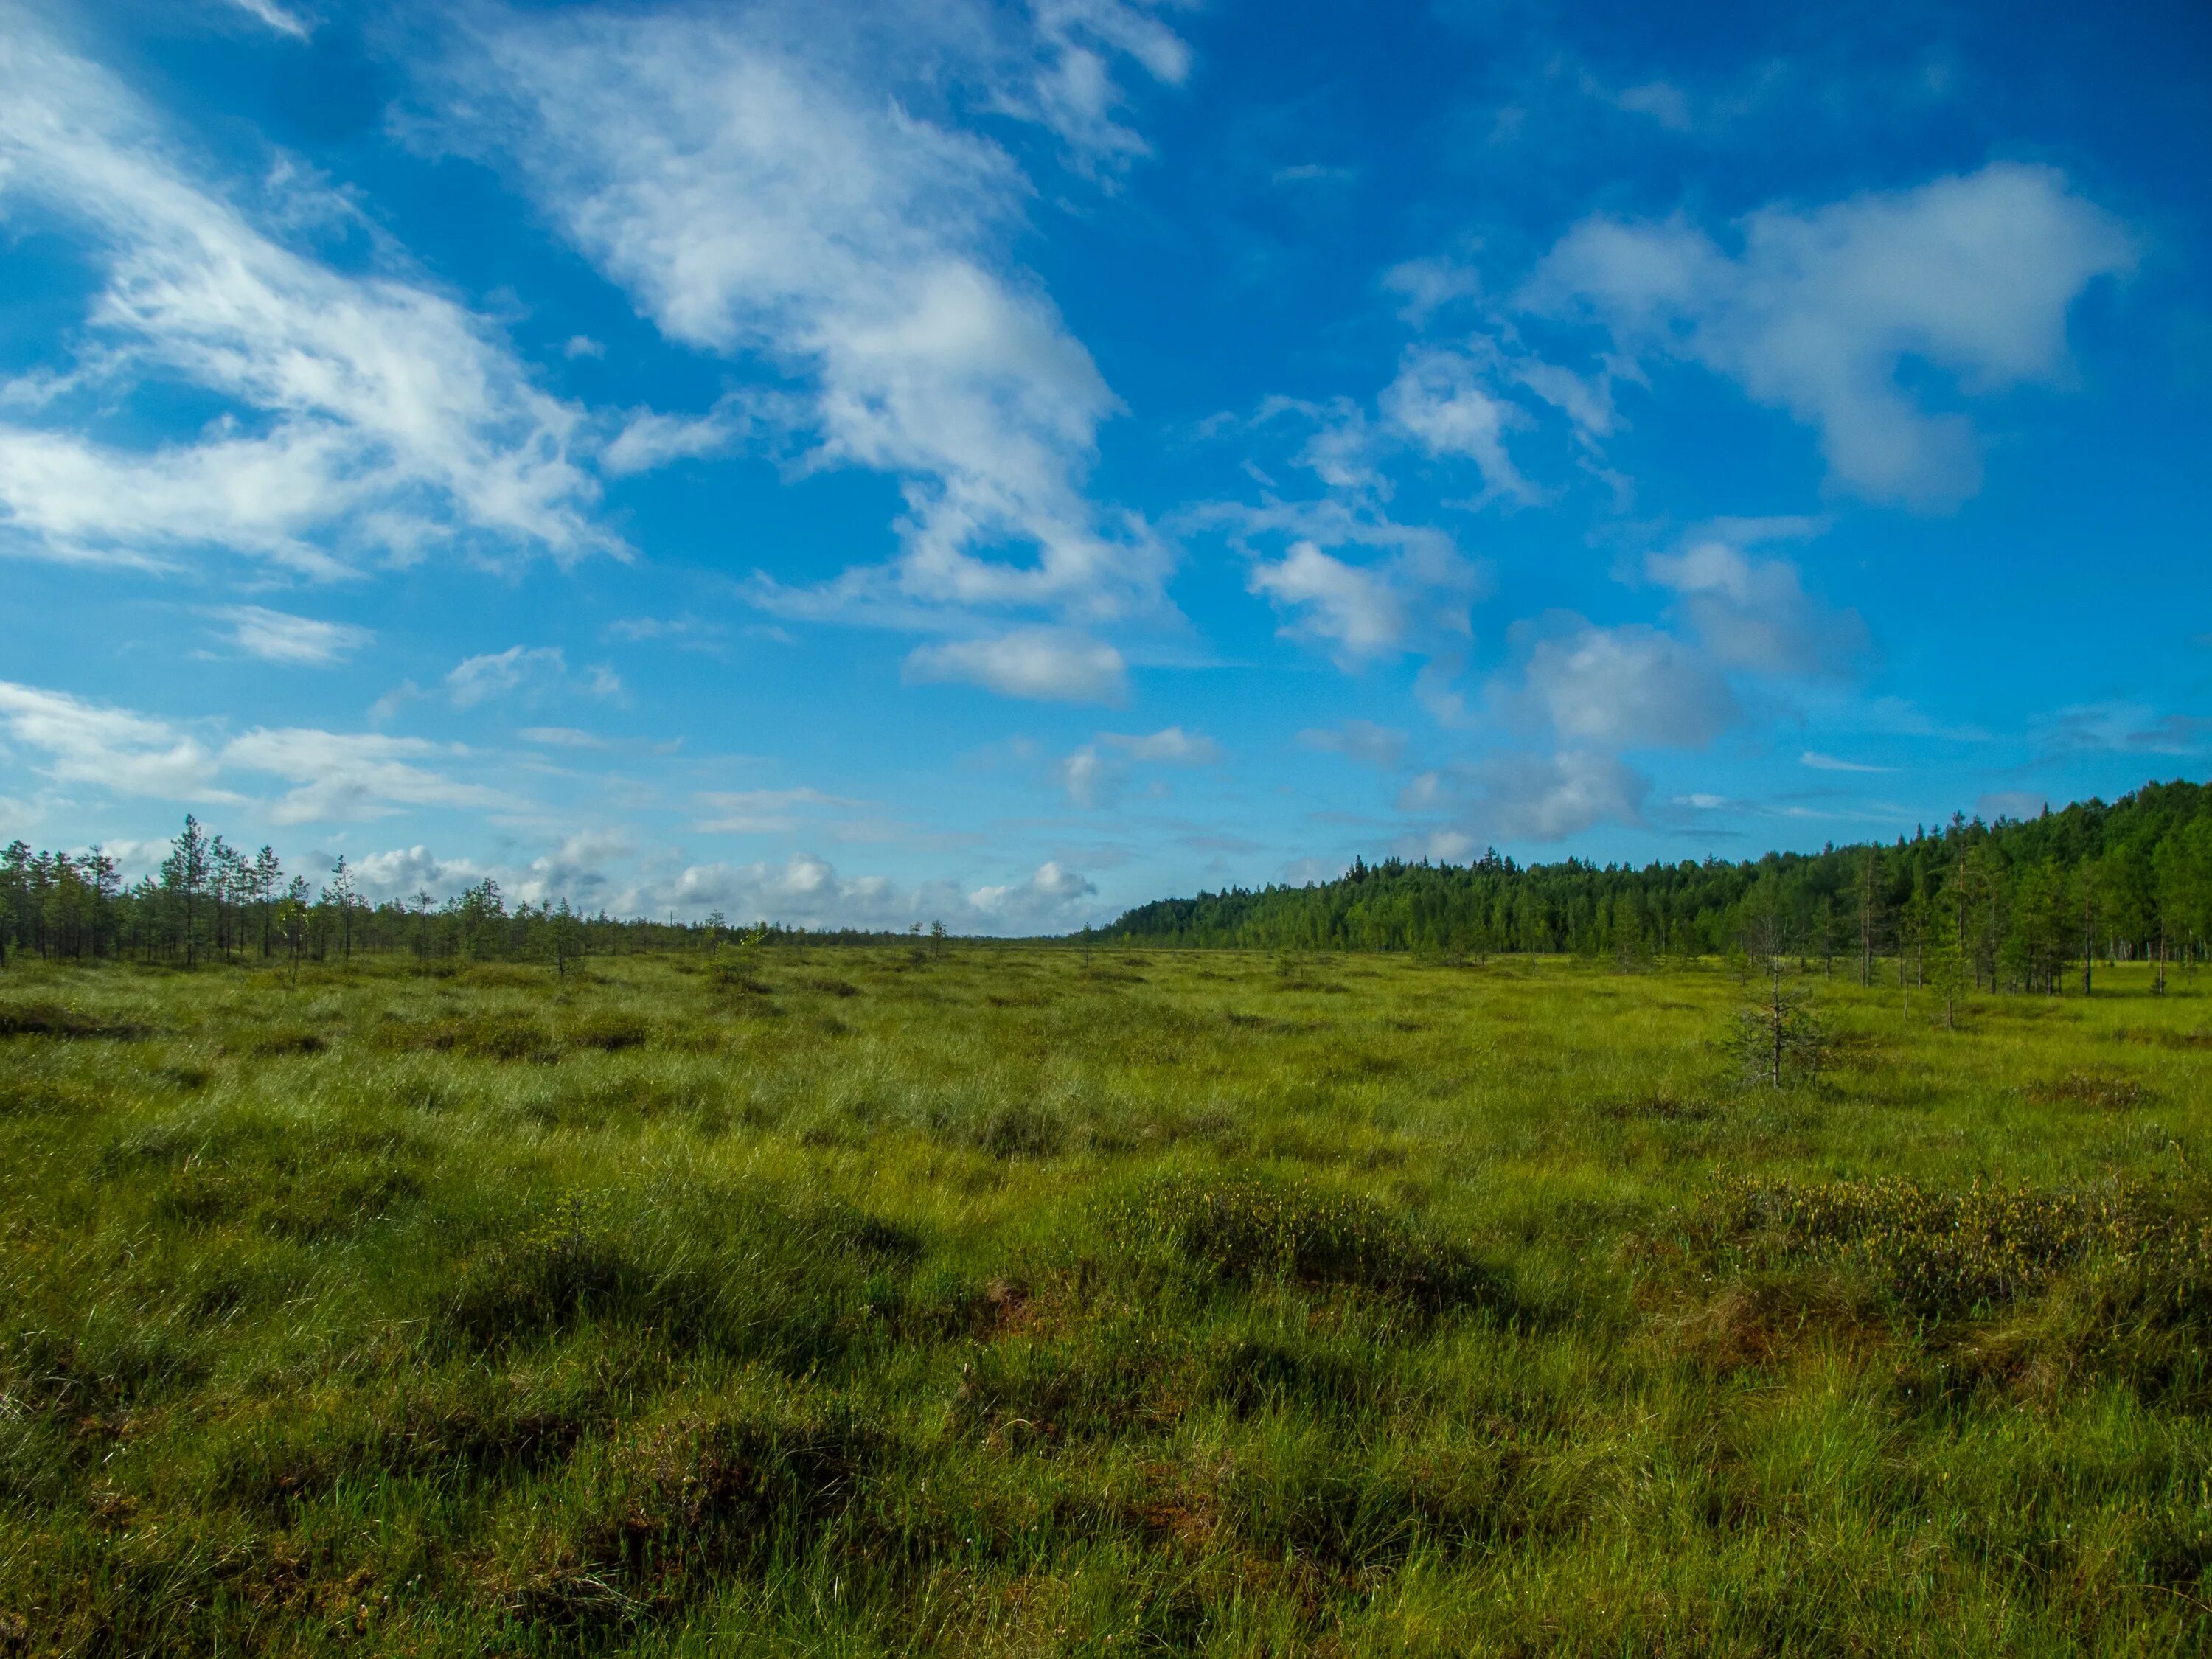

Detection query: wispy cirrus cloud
xmin=0 ymin=678 xmax=512 ymax=824
xmin=208 ymin=605 xmax=371 ymax=667
xmin=424 ymin=1 xmax=1185 ymax=651
xmin=0 ymin=17 xmax=608 ymax=576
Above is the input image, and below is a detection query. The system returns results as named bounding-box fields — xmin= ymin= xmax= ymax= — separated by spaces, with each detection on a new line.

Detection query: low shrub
xmin=1708 ymin=1174 xmax=2212 ymax=1318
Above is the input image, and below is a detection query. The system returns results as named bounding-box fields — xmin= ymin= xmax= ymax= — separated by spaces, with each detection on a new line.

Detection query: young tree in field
xmin=547 ymin=897 xmax=587 ymax=978
xmin=1725 ymin=917 xmax=1826 ymax=1088
xmin=161 ymin=815 xmax=211 ymax=967
xmin=1856 ymin=853 xmax=1883 ymax=988
xmin=324 ymin=856 xmax=360 ymax=962
xmin=411 ymin=889 xmax=437 ymax=970
xmin=209 ymin=835 xmax=244 ymax=960
xmin=1925 ymin=894 xmax=1969 ymax=1030
xmin=2073 ymin=860 xmax=2101 ymax=996
xmin=276 ymin=874 xmax=311 ymax=987
xmin=1898 ymin=888 xmax=1930 ymax=1014
xmin=251 ymin=846 xmax=284 ymax=959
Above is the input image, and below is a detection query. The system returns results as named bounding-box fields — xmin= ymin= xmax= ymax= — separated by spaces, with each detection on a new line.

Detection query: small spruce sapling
xmin=1725 ymin=914 xmax=1829 ymax=1088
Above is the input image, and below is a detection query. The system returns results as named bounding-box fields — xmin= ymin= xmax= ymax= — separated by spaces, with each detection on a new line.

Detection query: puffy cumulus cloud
xmin=1517 ymin=620 xmax=1738 ymax=748
xmin=0 ymin=678 xmax=512 ymax=824
xmin=1644 ymin=526 xmax=1866 ymax=675
xmin=1248 ymin=542 xmax=1406 ymax=663
xmin=430 ymin=2 xmax=1180 ymax=633
xmin=1528 ymin=164 xmax=2135 ymax=508
xmin=1194 ymin=399 xmax=1486 ymax=672
xmin=0 ymin=22 xmax=606 ymax=574
xmin=637 ymin=852 xmax=1099 ymax=935
xmin=1058 ymin=725 xmax=1222 ymax=807
xmin=1399 ymin=749 xmax=1649 ymax=844
xmin=1297 ymin=720 xmax=1406 ymax=769
xmin=967 ymin=860 xmax=1098 ymax=930
xmin=346 ymin=844 xmax=488 ymax=901
xmin=209 ymin=605 xmax=371 ymax=667
xmin=904 ymin=629 xmax=1127 ymax=703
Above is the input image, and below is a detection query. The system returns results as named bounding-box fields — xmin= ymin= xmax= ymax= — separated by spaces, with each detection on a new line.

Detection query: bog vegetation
xmin=2 ymin=796 xmax=2212 ymax=1653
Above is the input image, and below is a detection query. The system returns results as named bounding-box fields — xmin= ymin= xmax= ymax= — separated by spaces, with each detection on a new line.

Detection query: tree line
xmin=0 ymin=815 xmax=925 ymax=971
xmin=1101 ymin=779 xmax=2212 ymax=997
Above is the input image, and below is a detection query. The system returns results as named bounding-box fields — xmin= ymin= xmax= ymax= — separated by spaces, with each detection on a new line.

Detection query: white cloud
xmin=1601 ymin=78 xmax=1691 ymax=131
xmin=1382 ymin=256 xmax=1482 ymax=324
xmin=445 ymin=646 xmax=567 ymax=709
xmin=1297 ymin=720 xmax=1406 ymax=768
xmin=348 ymin=844 xmax=486 ymax=900
xmin=1249 ymin=541 xmax=1410 ymax=664
xmin=209 ymin=604 xmax=371 ymax=666
xmin=1519 ymin=620 xmax=1737 ymax=748
xmin=1644 ymin=528 xmax=1864 ymax=674
xmin=601 ymin=400 xmax=751 ymax=476
xmin=1058 ymin=725 xmax=1222 ymax=807
xmin=967 ymin=860 xmax=1097 ymax=930
xmin=516 ymin=726 xmax=610 ymax=751
xmin=0 ymin=678 xmax=508 ymax=824
xmin=695 ymin=787 xmax=867 ymax=834
xmin=1403 ymin=749 xmax=1649 ymax=844
xmin=0 ymin=680 xmax=225 ymax=800
xmin=224 ymin=0 xmax=312 ymax=39
xmin=1108 ymin=726 xmax=1222 ymax=765
xmin=1197 ymin=399 xmax=1486 ymax=672
xmin=0 ymin=23 xmax=605 ymax=572
xmin=641 ymin=850 xmax=1097 ymax=934
xmin=220 ymin=728 xmax=512 ymax=824
xmin=1380 ymin=348 xmax=1537 ymax=502
xmin=904 ymin=629 xmax=1127 ymax=703
xmin=431 ymin=3 xmax=1180 ymax=627
xmin=1801 ymin=750 xmax=1890 ymax=773
xmin=1529 ymin=164 xmax=2135 ymax=508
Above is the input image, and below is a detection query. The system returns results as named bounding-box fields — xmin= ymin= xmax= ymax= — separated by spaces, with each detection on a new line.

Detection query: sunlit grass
xmin=1 ymin=946 xmax=2208 ymax=1653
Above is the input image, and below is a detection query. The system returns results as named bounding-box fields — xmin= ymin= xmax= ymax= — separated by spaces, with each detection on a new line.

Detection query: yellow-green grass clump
xmin=1 ymin=946 xmax=2209 ymax=1655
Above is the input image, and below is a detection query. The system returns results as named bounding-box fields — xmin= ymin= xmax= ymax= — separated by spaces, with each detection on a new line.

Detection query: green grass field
xmin=3 ymin=947 xmax=2210 ymax=1655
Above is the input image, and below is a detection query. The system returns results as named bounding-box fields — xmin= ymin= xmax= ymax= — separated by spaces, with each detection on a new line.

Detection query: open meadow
xmin=3 ymin=946 xmax=2211 ymax=1655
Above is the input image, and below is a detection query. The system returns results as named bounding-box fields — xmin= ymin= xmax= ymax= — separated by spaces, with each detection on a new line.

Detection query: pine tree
xmin=160 ymin=815 xmax=211 ymax=967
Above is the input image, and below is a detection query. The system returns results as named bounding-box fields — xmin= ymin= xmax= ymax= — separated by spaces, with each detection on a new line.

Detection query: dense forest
xmin=7 ymin=779 xmax=2211 ymax=995
xmin=1104 ymin=779 xmax=2212 ymax=995
xmin=0 ymin=815 xmax=916 ymax=972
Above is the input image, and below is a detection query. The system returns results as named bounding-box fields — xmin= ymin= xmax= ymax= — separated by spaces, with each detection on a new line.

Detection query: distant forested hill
xmin=1102 ymin=779 xmax=2212 ymax=992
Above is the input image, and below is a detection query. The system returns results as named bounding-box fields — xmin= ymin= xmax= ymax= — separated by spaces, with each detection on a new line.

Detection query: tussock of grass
xmin=1103 ymin=1170 xmax=1500 ymax=1308
xmin=1 ymin=949 xmax=2209 ymax=1653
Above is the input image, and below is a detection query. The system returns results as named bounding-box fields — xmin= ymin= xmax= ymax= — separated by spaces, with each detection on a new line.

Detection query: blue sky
xmin=1 ymin=0 xmax=2206 ymax=931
